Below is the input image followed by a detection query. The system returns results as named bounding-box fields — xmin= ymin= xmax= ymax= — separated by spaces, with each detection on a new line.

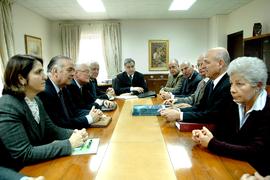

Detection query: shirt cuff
xmin=85 ymin=114 xmax=93 ymax=124
xmin=20 ymin=177 xmax=30 ymax=180
xmin=179 ymin=110 xmax=183 ymax=121
xmin=130 ymin=87 xmax=134 ymax=91
xmin=95 ymin=99 xmax=104 ymax=106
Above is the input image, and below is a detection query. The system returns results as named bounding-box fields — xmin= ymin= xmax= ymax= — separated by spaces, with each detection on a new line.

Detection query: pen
xmin=86 ymin=139 xmax=92 ymax=149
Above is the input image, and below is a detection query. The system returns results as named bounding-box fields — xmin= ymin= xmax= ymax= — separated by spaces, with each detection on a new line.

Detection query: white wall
xmin=121 ymin=19 xmax=209 ymax=74
xmin=226 ymin=0 xmax=270 ymax=38
xmin=12 ymin=4 xmax=52 ymax=66
xmin=208 ymin=15 xmax=228 ymax=48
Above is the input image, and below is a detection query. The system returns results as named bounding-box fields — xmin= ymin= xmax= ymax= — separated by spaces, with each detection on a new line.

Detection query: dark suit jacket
xmin=114 ymin=71 xmax=148 ymax=95
xmin=67 ymin=79 xmax=100 ymax=110
xmin=38 ymin=79 xmax=90 ymax=129
xmin=181 ymin=73 xmax=233 ymax=123
xmin=0 ymin=95 xmax=72 ymax=171
xmin=208 ymin=95 xmax=270 ymax=176
xmin=89 ymin=78 xmax=109 ymax=100
xmin=175 ymin=70 xmax=202 ymax=96
xmin=0 ymin=167 xmax=24 ymax=180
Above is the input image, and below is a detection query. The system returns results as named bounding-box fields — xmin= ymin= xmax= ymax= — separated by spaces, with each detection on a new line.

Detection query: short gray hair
xmin=47 ymin=55 xmax=72 ymax=73
xmin=169 ymin=59 xmax=179 ymax=65
xmin=213 ymin=47 xmax=230 ymax=66
xmin=89 ymin=61 xmax=99 ymax=68
xmin=227 ymin=57 xmax=268 ymax=88
xmin=75 ymin=63 xmax=89 ymax=70
xmin=180 ymin=61 xmax=192 ymax=67
xmin=124 ymin=58 xmax=135 ymax=65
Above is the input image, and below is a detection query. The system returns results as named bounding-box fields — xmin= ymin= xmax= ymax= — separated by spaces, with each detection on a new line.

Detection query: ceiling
xmin=15 ymin=0 xmax=254 ymax=20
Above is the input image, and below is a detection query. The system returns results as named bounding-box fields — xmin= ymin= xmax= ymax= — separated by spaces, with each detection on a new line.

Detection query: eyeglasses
xmin=78 ymin=70 xmax=90 ymax=74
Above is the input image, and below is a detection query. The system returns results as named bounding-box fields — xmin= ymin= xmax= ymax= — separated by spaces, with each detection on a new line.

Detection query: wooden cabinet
xmin=244 ymin=33 xmax=270 ymax=84
xmin=144 ymin=74 xmax=168 ymax=93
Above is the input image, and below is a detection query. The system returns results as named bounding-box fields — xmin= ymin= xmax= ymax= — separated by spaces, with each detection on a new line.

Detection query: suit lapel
xmin=22 ymin=100 xmax=43 ymax=141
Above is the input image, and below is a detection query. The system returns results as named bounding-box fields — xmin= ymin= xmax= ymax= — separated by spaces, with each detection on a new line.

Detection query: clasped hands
xmin=192 ymin=127 xmax=213 ymax=148
xmin=159 ymin=90 xmax=171 ymax=100
xmin=69 ymin=128 xmax=89 ymax=148
xmin=90 ymin=106 xmax=103 ymax=123
xmin=160 ymin=107 xmax=181 ymax=122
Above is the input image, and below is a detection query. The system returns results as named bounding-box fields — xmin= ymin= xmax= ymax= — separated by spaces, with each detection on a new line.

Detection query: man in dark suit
xmin=160 ymin=47 xmax=233 ymax=124
xmin=67 ymin=63 xmax=115 ymax=110
xmin=89 ymin=62 xmax=115 ymax=100
xmin=114 ymin=58 xmax=148 ymax=95
xmin=176 ymin=61 xmax=202 ymax=97
xmin=38 ymin=56 xmax=103 ymax=129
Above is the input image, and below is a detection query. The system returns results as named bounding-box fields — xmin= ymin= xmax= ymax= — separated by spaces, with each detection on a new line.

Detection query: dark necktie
xmin=91 ymin=81 xmax=97 ymax=98
xmin=129 ymin=75 xmax=133 ymax=84
xmin=58 ymin=90 xmax=70 ymax=119
xmin=207 ymin=80 xmax=214 ymax=99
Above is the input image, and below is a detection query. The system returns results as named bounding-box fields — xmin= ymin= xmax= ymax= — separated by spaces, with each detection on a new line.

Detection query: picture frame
xmin=148 ymin=40 xmax=169 ymax=71
xmin=24 ymin=35 xmax=42 ymax=58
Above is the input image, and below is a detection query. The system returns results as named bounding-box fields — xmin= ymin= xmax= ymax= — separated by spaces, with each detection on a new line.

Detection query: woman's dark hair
xmin=2 ymin=54 xmax=43 ymax=98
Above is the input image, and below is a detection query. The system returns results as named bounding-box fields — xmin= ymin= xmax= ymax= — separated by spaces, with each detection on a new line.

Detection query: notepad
xmin=72 ymin=138 xmax=99 ymax=155
xmin=132 ymin=105 xmax=166 ymax=116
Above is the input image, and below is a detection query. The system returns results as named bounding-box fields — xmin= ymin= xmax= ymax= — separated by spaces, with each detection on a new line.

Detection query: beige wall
xmin=11 ymin=0 xmax=270 ymax=75
xmin=121 ymin=19 xmax=209 ymax=74
xmin=226 ymin=0 xmax=270 ymax=38
xmin=12 ymin=4 xmax=52 ymax=67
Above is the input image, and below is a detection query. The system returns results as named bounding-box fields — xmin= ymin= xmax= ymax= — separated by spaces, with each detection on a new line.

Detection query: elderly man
xmin=164 ymin=54 xmax=209 ymax=108
xmin=159 ymin=59 xmax=184 ymax=99
xmin=160 ymin=47 xmax=233 ymax=124
xmin=177 ymin=61 xmax=202 ymax=97
xmin=89 ymin=62 xmax=115 ymax=100
xmin=67 ymin=63 xmax=115 ymax=111
xmin=38 ymin=56 xmax=103 ymax=129
xmin=160 ymin=61 xmax=202 ymax=100
xmin=114 ymin=58 xmax=148 ymax=95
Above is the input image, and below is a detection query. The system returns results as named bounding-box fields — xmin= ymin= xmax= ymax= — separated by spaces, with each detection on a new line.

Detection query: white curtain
xmin=103 ymin=23 xmax=121 ymax=78
xmin=60 ymin=24 xmax=81 ymax=62
xmin=78 ymin=24 xmax=107 ymax=80
xmin=0 ymin=0 xmax=15 ymax=81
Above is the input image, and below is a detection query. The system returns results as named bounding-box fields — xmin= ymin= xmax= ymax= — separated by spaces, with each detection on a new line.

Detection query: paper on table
xmin=115 ymin=93 xmax=138 ymax=100
xmin=72 ymin=138 xmax=99 ymax=155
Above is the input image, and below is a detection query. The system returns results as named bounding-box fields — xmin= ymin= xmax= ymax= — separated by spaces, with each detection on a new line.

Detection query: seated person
xmin=0 ymin=55 xmax=87 ymax=171
xmin=164 ymin=54 xmax=209 ymax=108
xmin=67 ymin=63 xmax=115 ymax=111
xmin=89 ymin=62 xmax=115 ymax=100
xmin=192 ymin=57 xmax=270 ymax=177
xmin=0 ymin=166 xmax=44 ymax=180
xmin=160 ymin=60 xmax=202 ymax=100
xmin=159 ymin=59 xmax=184 ymax=97
xmin=114 ymin=58 xmax=148 ymax=95
xmin=38 ymin=55 xmax=103 ymax=129
xmin=160 ymin=47 xmax=233 ymax=124
xmin=176 ymin=61 xmax=202 ymax=97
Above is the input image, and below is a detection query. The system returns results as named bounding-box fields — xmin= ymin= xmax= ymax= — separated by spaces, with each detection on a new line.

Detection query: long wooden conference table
xmin=20 ymin=97 xmax=255 ymax=179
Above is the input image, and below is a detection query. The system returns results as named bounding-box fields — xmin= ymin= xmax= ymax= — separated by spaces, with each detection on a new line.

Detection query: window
xmin=78 ymin=33 xmax=108 ymax=82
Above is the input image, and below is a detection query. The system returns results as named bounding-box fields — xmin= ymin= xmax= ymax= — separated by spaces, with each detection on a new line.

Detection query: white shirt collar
xmin=238 ymin=89 xmax=267 ymax=128
xmin=213 ymin=72 xmax=227 ymax=89
xmin=203 ymin=77 xmax=209 ymax=83
xmin=74 ymin=79 xmax=82 ymax=89
xmin=49 ymin=78 xmax=61 ymax=94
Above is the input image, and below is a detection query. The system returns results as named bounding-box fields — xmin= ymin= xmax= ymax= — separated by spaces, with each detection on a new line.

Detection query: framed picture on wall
xmin=148 ymin=40 xmax=169 ymax=71
xmin=24 ymin=35 xmax=42 ymax=58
